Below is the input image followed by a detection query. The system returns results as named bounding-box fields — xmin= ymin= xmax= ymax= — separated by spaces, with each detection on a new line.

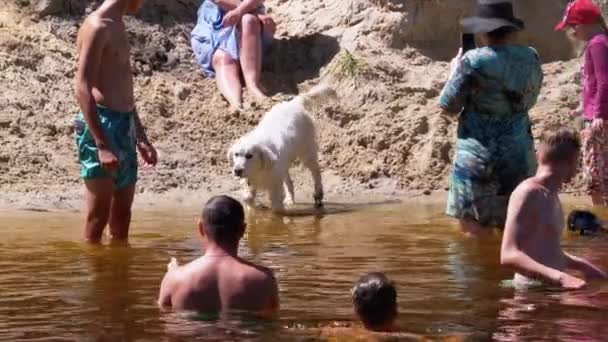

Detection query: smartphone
xmin=461 ymin=33 xmax=476 ymax=53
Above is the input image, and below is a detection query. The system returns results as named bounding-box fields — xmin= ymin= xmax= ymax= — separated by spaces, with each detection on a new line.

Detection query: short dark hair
xmin=202 ymin=195 xmax=245 ymax=244
xmin=351 ymin=273 xmax=397 ymax=327
xmin=486 ymin=26 xmax=519 ymax=41
xmin=539 ymin=126 xmax=581 ymax=163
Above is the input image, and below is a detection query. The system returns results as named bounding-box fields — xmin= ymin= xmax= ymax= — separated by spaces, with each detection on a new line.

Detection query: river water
xmin=1 ymin=201 xmax=608 ymax=341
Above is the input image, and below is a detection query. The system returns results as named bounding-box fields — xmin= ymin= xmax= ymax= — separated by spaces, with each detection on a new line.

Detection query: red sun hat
xmin=555 ymin=0 xmax=602 ymax=30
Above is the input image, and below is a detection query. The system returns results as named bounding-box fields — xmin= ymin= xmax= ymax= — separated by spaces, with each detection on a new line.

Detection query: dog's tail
xmin=299 ymin=83 xmax=338 ymax=110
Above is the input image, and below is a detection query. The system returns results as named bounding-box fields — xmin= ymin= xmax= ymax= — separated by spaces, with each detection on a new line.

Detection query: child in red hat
xmin=557 ymin=0 xmax=608 ymax=206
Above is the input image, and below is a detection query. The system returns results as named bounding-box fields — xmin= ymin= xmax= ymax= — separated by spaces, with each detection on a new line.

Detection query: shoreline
xmin=0 ymin=186 xmax=591 ymax=213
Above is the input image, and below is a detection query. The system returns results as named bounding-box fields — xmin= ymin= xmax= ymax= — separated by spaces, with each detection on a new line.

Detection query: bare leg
xmin=239 ymin=14 xmax=266 ymax=100
xmin=84 ymin=179 xmax=114 ymax=243
xmin=108 ymin=184 xmax=136 ymax=241
xmin=213 ymin=50 xmax=243 ymax=110
xmin=284 ymin=172 xmax=295 ymax=205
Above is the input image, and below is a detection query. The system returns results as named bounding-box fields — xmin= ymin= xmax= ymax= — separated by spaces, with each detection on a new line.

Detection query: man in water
xmin=74 ymin=0 xmax=157 ymax=243
xmin=157 ymin=195 xmax=279 ymax=315
xmin=501 ymin=127 xmax=607 ymax=289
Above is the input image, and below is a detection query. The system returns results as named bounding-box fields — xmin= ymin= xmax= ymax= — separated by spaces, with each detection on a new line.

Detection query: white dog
xmin=228 ymin=84 xmax=336 ymax=213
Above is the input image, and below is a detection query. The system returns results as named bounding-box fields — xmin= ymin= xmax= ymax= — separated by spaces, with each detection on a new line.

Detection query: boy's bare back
xmin=76 ymin=10 xmax=134 ymax=112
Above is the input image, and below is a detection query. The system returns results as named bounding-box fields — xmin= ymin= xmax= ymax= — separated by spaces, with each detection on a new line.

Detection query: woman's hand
xmin=592 ymin=118 xmax=605 ymax=133
xmin=222 ymin=8 xmax=243 ymax=27
xmin=257 ymin=14 xmax=276 ymax=36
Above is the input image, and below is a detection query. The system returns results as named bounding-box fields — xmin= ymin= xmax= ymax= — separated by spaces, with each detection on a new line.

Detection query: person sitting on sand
xmin=191 ymin=0 xmax=276 ymax=110
xmin=157 ymin=195 xmax=279 ymax=315
xmin=501 ymin=127 xmax=608 ymax=290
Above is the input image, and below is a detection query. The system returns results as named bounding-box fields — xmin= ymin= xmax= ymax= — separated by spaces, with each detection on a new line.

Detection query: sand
xmin=0 ymin=0 xmax=590 ymax=210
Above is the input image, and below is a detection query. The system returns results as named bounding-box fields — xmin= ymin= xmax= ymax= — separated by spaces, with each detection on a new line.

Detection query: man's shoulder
xmin=240 ymin=260 xmax=276 ymax=284
xmin=511 ymin=178 xmax=549 ymax=203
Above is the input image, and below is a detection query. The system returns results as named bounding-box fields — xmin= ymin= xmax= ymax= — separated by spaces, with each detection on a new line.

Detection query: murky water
xmin=2 ymin=201 xmax=608 ymax=341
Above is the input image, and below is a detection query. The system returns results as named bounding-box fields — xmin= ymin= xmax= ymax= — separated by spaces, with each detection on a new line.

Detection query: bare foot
xmin=249 ymin=85 xmax=268 ymax=101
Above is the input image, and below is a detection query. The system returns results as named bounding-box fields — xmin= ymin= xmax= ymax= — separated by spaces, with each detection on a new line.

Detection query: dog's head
xmin=227 ymin=141 xmax=276 ymax=178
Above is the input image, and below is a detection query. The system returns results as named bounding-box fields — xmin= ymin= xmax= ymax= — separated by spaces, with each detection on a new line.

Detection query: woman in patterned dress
xmin=439 ymin=0 xmax=543 ymax=235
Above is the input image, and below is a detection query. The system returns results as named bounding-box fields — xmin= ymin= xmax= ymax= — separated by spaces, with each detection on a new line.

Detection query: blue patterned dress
xmin=439 ymin=45 xmax=543 ymax=228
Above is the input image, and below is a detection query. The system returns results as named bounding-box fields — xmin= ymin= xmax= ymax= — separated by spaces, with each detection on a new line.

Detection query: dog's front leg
xmin=284 ymin=172 xmax=295 ymax=206
xmin=242 ymin=180 xmax=257 ymax=210
xmin=269 ymin=181 xmax=286 ymax=214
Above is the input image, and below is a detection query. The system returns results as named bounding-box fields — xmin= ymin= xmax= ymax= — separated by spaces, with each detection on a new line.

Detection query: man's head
xmin=351 ymin=273 xmax=398 ymax=331
xmin=199 ymin=195 xmax=246 ymax=247
xmin=537 ymin=126 xmax=581 ymax=183
xmin=125 ymin=0 xmax=145 ymax=13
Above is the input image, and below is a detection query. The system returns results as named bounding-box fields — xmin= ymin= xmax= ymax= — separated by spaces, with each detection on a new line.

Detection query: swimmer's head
xmin=199 ymin=195 xmax=246 ymax=247
xmin=351 ymin=273 xmax=398 ymax=332
xmin=125 ymin=0 xmax=145 ymax=13
xmin=538 ymin=126 xmax=581 ymax=183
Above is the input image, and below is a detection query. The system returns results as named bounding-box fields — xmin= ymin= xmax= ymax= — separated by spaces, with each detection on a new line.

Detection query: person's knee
xmin=241 ymin=13 xmax=261 ymax=33
xmin=213 ymin=51 xmax=236 ymax=68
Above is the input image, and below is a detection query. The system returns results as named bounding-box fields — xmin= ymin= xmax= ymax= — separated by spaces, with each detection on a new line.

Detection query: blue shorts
xmin=74 ymin=106 xmax=138 ymax=189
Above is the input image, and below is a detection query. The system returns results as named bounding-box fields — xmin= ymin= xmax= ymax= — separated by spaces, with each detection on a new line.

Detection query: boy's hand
xmin=98 ymin=147 xmax=119 ymax=171
xmin=559 ymin=272 xmax=587 ymax=290
xmin=137 ymin=142 xmax=158 ymax=167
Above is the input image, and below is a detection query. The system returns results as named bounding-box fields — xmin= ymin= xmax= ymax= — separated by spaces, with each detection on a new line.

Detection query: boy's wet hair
xmin=539 ymin=126 xmax=581 ymax=163
xmin=202 ymin=195 xmax=245 ymax=244
xmin=351 ymin=273 xmax=397 ymax=327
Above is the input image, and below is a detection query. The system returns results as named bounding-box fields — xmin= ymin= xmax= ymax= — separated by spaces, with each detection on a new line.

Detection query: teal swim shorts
xmin=74 ymin=106 xmax=138 ymax=190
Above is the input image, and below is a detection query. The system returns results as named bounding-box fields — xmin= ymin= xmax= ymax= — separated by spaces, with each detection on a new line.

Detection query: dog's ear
xmin=255 ymin=145 xmax=277 ymax=169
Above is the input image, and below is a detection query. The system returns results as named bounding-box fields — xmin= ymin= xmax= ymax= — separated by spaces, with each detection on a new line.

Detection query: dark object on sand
xmin=567 ymin=210 xmax=603 ymax=235
xmin=462 ymin=33 xmax=476 ymax=53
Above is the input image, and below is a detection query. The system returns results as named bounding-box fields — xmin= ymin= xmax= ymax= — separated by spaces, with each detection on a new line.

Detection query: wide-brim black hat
xmin=461 ymin=0 xmax=525 ymax=34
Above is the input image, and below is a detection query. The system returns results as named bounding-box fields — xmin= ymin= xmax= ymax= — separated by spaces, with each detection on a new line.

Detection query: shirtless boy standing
xmin=74 ymin=0 xmax=157 ymax=243
xmin=501 ymin=127 xmax=607 ymax=289
xmin=157 ymin=196 xmax=279 ymax=315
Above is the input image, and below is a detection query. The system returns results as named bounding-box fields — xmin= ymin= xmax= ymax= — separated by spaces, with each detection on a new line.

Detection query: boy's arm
xmin=564 ymin=252 xmax=608 ymax=279
xmin=75 ymin=22 xmax=110 ymax=152
xmin=133 ymin=108 xmax=158 ymax=166
xmin=501 ymin=187 xmax=569 ymax=284
xmin=133 ymin=109 xmax=151 ymax=146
